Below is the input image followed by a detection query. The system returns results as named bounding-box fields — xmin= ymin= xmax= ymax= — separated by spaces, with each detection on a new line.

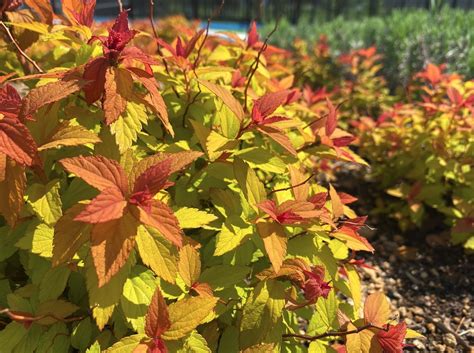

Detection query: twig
xmin=0 ymin=307 xmax=84 ymax=324
xmin=149 ymin=0 xmax=180 ymax=99
xmin=192 ymin=0 xmax=225 ymax=73
xmin=0 ymin=21 xmax=43 ymax=73
xmin=243 ymin=19 xmax=279 ymax=112
xmin=268 ymin=174 xmax=315 ymax=195
xmin=282 ymin=323 xmax=387 ymax=342
xmin=420 ymin=315 xmax=471 ymax=351
xmin=117 ymin=0 xmax=123 ymax=12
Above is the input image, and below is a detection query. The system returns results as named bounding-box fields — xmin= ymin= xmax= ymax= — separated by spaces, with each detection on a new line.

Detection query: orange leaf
xmin=332 ymin=227 xmax=374 ymax=253
xmin=198 ymin=79 xmax=245 ymax=122
xmin=90 ymin=211 xmax=139 ymax=287
xmin=0 ymin=158 xmax=26 ymax=227
xmin=60 ymin=155 xmax=129 ymax=194
xmin=129 ymin=151 xmax=202 ymax=188
xmin=135 ymin=74 xmax=174 ymax=136
xmin=52 ymin=204 xmax=92 ymax=266
xmin=131 ymin=200 xmax=183 ymax=248
xmin=0 ymin=115 xmax=39 ymax=166
xmin=145 ymin=288 xmax=171 ymax=339
xmin=0 ymin=152 xmax=5 ymax=182
xmin=103 ymin=67 xmax=130 ymax=125
xmin=364 ymin=292 xmax=390 ymax=327
xmin=257 ymin=125 xmax=297 ymax=156
xmin=74 ymin=187 xmax=127 ymax=224
xmin=329 ymin=184 xmax=344 ymax=219
xmin=24 ymin=0 xmax=54 ymax=24
xmin=62 ymin=0 xmax=95 ymax=26
xmin=288 ymin=165 xmax=309 ymax=201
xmin=19 ymin=78 xmax=83 ymax=120
xmin=256 ymin=221 xmax=288 ymax=272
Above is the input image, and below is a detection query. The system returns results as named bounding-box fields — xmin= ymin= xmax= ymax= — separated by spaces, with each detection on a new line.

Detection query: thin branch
xmin=117 ymin=0 xmax=123 ymax=12
xmin=0 ymin=21 xmax=43 ymax=73
xmin=269 ymin=174 xmax=315 ymax=195
xmin=282 ymin=323 xmax=388 ymax=342
xmin=0 ymin=307 xmax=84 ymax=324
xmin=192 ymin=0 xmax=225 ymax=73
xmin=149 ymin=0 xmax=180 ymax=99
xmin=243 ymin=19 xmax=279 ymax=111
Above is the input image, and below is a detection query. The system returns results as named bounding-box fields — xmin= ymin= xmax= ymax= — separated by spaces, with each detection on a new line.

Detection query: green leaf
xmin=12 ymin=324 xmax=44 ymax=353
xmin=16 ymin=221 xmax=54 ymax=258
xmin=174 ymin=207 xmax=218 ymax=229
xmin=38 ymin=265 xmax=71 ymax=302
xmin=111 ymin=102 xmax=148 ymax=154
xmin=180 ymin=332 xmax=212 ymax=353
xmin=104 ymin=334 xmax=147 ymax=353
xmin=136 ymin=226 xmax=178 ymax=283
xmin=36 ymin=322 xmax=70 ymax=353
xmin=26 ymin=180 xmax=63 ymax=225
xmin=214 ymin=216 xmax=253 ymax=256
xmin=240 ymin=280 xmax=286 ymax=349
xmin=328 ymin=239 xmax=349 ymax=260
xmin=162 ymin=296 xmax=218 ymax=340
xmin=315 ymin=289 xmax=338 ymax=331
xmin=86 ymin=254 xmax=134 ymax=330
xmin=0 ymin=322 xmax=28 ymax=352
xmin=200 ymin=265 xmax=250 ymax=290
xmin=121 ymin=266 xmax=157 ymax=333
xmin=71 ymin=318 xmax=93 ymax=351
xmin=36 ymin=299 xmax=79 ymax=325
xmin=235 ymin=147 xmax=287 ymax=174
xmin=86 ymin=342 xmax=102 ymax=353
xmin=233 ymin=158 xmax=266 ymax=212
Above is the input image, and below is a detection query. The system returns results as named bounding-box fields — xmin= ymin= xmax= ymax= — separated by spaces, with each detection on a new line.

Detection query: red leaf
xmin=184 ymin=29 xmax=205 ymax=59
xmin=0 ymin=115 xmax=39 ymax=166
xmin=74 ymin=187 xmax=127 ymax=224
xmin=338 ymin=192 xmax=357 ymax=205
xmin=131 ymin=200 xmax=183 ymax=248
xmin=447 ymin=86 xmax=463 ymax=106
xmin=253 ymin=90 xmax=290 ymax=119
xmin=83 ymin=57 xmax=109 ymax=104
xmin=175 ymin=37 xmax=186 ymax=58
xmin=257 ymin=200 xmax=279 ymax=221
xmin=145 ymin=288 xmax=171 ymax=339
xmin=133 ymin=158 xmax=172 ymax=195
xmin=247 ymin=21 xmax=259 ymax=48
xmin=0 ymin=84 xmax=21 ymax=119
xmin=60 ymin=155 xmax=129 ymax=194
xmin=325 ymin=98 xmax=337 ymax=136
xmin=377 ymin=323 xmax=407 ymax=353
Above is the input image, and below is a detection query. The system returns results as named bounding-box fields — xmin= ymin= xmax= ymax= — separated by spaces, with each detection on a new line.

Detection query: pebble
xmin=427 ymin=323 xmax=436 ymax=333
xmin=412 ymin=340 xmax=426 ymax=350
xmin=434 ymin=344 xmax=446 ymax=352
xmin=442 ymin=333 xmax=457 ymax=348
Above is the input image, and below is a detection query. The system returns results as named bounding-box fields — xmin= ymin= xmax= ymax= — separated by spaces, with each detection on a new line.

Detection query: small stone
xmin=420 ymin=272 xmax=429 ymax=279
xmin=413 ymin=339 xmax=426 ymax=350
xmin=446 ymin=348 xmax=456 ymax=353
xmin=412 ymin=306 xmax=424 ymax=315
xmin=443 ymin=333 xmax=457 ymax=348
xmin=427 ymin=323 xmax=436 ymax=333
xmin=434 ymin=344 xmax=446 ymax=352
xmin=399 ymin=306 xmax=407 ymax=317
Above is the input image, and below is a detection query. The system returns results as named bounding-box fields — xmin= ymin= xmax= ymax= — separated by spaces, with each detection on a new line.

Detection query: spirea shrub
xmin=0 ymin=1 xmax=417 ymax=352
xmin=357 ymin=64 xmax=474 ymax=249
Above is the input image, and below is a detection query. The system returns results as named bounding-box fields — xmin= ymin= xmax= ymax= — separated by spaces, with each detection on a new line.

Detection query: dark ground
xmin=335 ymin=167 xmax=473 ymax=352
